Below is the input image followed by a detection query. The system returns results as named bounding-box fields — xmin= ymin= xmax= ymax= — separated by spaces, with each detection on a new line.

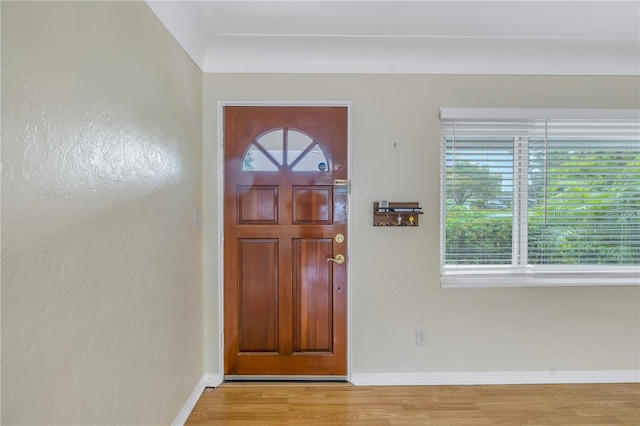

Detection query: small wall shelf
xmin=373 ymin=202 xmax=423 ymax=227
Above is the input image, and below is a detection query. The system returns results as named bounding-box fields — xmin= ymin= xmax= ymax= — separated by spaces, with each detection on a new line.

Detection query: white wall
xmin=1 ymin=2 xmax=203 ymax=424
xmin=203 ymin=74 xmax=640 ymax=377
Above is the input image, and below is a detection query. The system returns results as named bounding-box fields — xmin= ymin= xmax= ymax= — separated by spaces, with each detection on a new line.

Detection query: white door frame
xmin=216 ymin=101 xmax=353 ymax=381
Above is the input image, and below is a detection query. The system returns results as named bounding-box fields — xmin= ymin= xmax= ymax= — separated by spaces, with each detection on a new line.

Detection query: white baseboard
xmin=350 ymin=370 xmax=640 ymax=386
xmin=201 ymin=373 xmax=223 ymax=387
xmin=172 ymin=374 xmax=223 ymax=426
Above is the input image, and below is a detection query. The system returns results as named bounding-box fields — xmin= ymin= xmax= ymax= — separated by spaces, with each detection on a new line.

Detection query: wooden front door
xmin=224 ymin=106 xmax=348 ymax=377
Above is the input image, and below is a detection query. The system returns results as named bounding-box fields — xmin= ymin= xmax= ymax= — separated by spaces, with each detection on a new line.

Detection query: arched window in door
xmin=242 ymin=128 xmax=329 ymax=172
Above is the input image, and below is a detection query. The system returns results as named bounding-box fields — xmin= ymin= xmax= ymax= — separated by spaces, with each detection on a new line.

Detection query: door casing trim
xmin=216 ymin=101 xmax=353 ymax=381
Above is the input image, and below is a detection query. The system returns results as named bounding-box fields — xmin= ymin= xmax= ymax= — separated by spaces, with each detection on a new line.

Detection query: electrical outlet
xmin=415 ymin=328 xmax=427 ymax=347
xmin=193 ymin=208 xmax=202 ymax=229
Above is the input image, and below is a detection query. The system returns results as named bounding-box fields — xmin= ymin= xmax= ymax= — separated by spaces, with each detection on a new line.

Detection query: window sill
xmin=440 ymin=269 xmax=640 ymax=288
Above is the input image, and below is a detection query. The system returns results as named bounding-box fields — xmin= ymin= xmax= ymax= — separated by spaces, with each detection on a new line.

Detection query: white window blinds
xmin=440 ymin=109 xmax=640 ymax=287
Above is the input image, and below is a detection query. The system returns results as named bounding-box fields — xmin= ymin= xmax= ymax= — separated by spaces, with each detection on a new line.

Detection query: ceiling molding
xmin=146 ymin=1 xmax=640 ymax=75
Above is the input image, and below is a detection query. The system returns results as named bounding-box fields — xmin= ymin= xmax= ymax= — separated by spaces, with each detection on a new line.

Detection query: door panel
xmin=238 ymin=239 xmax=279 ymax=352
xmin=224 ymin=106 xmax=348 ymax=377
xmin=293 ymin=238 xmax=333 ymax=352
xmin=237 ymin=186 xmax=279 ymax=224
xmin=292 ymin=186 xmax=332 ymax=224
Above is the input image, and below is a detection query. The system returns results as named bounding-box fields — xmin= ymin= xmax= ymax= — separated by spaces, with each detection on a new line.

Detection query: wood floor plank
xmin=185 ymin=383 xmax=640 ymax=425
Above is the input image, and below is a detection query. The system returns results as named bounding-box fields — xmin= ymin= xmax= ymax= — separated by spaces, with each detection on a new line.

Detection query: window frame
xmin=439 ymin=108 xmax=640 ymax=288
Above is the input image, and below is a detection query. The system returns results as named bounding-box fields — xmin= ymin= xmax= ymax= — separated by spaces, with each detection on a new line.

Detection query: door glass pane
xmin=242 ymin=145 xmax=278 ymax=171
xmin=256 ymin=129 xmax=284 ymax=166
xmin=287 ymin=129 xmax=314 ymax=165
xmin=242 ymin=128 xmax=330 ymax=172
xmin=293 ymin=144 xmax=330 ymax=172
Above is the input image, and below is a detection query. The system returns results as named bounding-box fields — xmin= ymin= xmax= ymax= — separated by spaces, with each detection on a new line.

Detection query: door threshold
xmin=224 ymin=375 xmax=348 ymax=382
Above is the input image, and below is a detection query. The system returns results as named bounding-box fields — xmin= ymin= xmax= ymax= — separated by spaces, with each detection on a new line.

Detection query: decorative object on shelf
xmin=373 ymin=202 xmax=422 ymax=226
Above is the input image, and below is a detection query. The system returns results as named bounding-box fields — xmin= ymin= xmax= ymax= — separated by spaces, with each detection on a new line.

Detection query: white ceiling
xmin=145 ymin=1 xmax=640 ymax=75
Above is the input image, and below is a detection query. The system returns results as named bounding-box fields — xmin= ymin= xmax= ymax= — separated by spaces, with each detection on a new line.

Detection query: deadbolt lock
xmin=335 ymin=233 xmax=345 ymax=243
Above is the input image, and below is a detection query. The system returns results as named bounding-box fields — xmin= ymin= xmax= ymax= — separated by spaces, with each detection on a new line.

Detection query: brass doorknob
xmin=327 ymin=254 xmax=345 ymax=264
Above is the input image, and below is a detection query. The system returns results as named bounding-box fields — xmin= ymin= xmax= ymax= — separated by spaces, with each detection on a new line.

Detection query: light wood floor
xmin=186 ymin=382 xmax=639 ymax=425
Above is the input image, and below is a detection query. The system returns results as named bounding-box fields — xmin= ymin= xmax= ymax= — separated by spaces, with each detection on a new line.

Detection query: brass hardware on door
xmin=335 ymin=234 xmax=345 ymax=243
xmin=333 ymin=179 xmax=351 ymax=194
xmin=327 ymin=254 xmax=345 ymax=264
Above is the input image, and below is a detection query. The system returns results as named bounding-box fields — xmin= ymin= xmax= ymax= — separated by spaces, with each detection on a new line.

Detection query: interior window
xmin=439 ymin=109 xmax=640 ymax=288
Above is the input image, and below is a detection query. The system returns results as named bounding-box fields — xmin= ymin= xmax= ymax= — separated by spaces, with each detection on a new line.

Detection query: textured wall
xmin=2 ymin=2 xmax=203 ymax=424
xmin=203 ymin=74 xmax=640 ymax=375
